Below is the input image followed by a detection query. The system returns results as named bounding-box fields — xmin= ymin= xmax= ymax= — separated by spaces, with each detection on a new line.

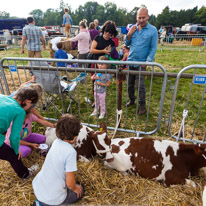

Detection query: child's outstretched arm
xmin=20 ymin=140 xmax=40 ymax=150
xmin=66 ymin=171 xmax=83 ymax=198
xmin=106 ymin=80 xmax=110 ymax=87
xmin=31 ymin=108 xmax=45 ymax=120
xmin=36 ymin=118 xmax=55 ymax=128
xmin=97 ymin=80 xmax=110 ymax=87
xmin=20 ymin=76 xmax=36 ymax=88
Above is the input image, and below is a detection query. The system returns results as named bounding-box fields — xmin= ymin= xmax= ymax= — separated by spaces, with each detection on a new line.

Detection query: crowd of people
xmin=0 ymin=7 xmax=159 ymax=206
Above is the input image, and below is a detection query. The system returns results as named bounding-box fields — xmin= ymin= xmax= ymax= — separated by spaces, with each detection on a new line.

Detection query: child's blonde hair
xmin=98 ymin=56 xmax=110 ymax=69
xmin=29 ymin=83 xmax=43 ymax=99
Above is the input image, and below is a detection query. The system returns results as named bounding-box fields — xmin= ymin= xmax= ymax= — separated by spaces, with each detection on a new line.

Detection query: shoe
xmin=126 ymin=101 xmax=134 ymax=107
xmin=90 ymin=111 xmax=98 ymax=116
xmin=28 ymin=163 xmax=39 ymax=177
xmin=32 ymin=199 xmax=41 ymax=206
xmin=99 ymin=114 xmax=105 ymax=119
xmin=91 ymin=103 xmax=95 ymax=108
xmin=139 ymin=107 xmax=146 ymax=115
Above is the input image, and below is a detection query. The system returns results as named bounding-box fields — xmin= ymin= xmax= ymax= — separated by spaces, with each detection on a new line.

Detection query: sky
xmin=1 ymin=0 xmax=205 ymax=18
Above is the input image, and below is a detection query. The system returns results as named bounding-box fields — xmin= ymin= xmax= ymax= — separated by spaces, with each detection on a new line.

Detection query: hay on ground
xmin=0 ymin=131 xmax=206 ymax=206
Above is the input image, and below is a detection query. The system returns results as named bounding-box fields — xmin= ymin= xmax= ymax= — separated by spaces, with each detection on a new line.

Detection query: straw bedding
xmin=0 ymin=131 xmax=206 ymax=205
xmin=1 ymin=68 xmax=206 ymax=205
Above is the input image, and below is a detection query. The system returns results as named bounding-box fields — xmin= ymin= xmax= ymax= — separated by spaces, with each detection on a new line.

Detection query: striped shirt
xmin=22 ymin=24 xmax=43 ymax=51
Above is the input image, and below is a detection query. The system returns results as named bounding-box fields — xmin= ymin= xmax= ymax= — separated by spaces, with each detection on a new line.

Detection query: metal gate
xmin=0 ymin=57 xmax=167 ymax=137
xmin=168 ymin=64 xmax=206 ymax=143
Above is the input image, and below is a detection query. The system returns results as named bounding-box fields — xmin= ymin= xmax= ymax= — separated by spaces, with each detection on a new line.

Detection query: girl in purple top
xmin=88 ymin=22 xmax=99 ymax=41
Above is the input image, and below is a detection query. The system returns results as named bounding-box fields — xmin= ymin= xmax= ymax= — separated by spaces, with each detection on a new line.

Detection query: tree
xmin=43 ymin=9 xmax=58 ymax=26
xmin=0 ymin=11 xmax=10 ymax=19
xmin=29 ymin=9 xmax=44 ymax=26
xmin=83 ymin=1 xmax=99 ymax=23
xmin=127 ymin=7 xmax=139 ymax=24
xmin=194 ymin=6 xmax=206 ymax=25
xmin=149 ymin=14 xmax=156 ymax=26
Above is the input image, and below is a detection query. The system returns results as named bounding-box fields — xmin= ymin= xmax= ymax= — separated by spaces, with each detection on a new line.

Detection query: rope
xmin=111 ymin=109 xmax=122 ymax=139
xmin=177 ymin=109 xmax=188 ymax=143
xmin=92 ymin=140 xmax=112 ymax=156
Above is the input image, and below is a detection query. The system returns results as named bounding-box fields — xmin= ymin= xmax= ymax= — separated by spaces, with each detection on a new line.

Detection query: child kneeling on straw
xmin=32 ymin=114 xmax=84 ymax=206
xmin=5 ymin=109 xmax=55 ymax=158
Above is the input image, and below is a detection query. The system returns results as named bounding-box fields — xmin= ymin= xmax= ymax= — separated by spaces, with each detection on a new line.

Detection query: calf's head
xmin=90 ymin=123 xmax=114 ymax=162
xmin=194 ymin=144 xmax=206 ymax=161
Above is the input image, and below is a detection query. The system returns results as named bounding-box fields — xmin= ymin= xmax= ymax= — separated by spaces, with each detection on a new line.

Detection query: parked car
xmin=176 ymin=24 xmax=206 ymax=41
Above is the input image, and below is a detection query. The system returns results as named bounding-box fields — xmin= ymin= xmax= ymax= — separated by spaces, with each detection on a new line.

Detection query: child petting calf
xmin=5 ymin=109 xmax=55 ymax=158
xmin=32 ymin=114 xmax=84 ymax=206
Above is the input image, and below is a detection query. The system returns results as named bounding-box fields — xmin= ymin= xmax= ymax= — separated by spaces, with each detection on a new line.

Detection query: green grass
xmin=0 ymin=47 xmax=206 ymax=140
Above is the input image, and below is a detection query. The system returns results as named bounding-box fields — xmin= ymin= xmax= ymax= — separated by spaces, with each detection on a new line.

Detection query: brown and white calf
xmin=45 ymin=125 xmax=97 ymax=161
xmin=90 ymin=124 xmax=206 ymax=187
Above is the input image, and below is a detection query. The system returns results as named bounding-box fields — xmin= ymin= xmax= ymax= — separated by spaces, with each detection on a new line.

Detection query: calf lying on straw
xmin=90 ymin=123 xmax=206 ymax=187
xmin=45 ymin=125 xmax=96 ymax=161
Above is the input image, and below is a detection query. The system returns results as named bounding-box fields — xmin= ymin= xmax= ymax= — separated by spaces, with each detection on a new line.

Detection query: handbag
xmin=87 ymin=52 xmax=94 ymax=60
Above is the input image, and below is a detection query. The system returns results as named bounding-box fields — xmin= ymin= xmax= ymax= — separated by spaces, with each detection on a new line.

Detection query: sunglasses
xmin=104 ymin=30 xmax=112 ymax=35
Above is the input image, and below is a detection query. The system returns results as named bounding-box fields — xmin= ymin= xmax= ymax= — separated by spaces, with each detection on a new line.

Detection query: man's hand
xmin=21 ymin=49 xmax=24 ymax=54
xmin=127 ymin=25 xmax=137 ymax=40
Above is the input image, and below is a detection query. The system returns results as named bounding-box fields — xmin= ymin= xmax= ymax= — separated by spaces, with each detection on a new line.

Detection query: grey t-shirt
xmin=63 ymin=13 xmax=72 ymax=25
xmin=94 ymin=73 xmax=111 ymax=93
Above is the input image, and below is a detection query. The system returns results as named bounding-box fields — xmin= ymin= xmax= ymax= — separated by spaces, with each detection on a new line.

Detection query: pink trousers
xmin=93 ymin=92 xmax=106 ymax=115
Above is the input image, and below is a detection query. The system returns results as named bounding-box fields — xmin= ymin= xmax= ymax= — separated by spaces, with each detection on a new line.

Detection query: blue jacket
xmin=124 ymin=22 xmax=158 ymax=62
xmin=54 ymin=49 xmax=68 ymax=67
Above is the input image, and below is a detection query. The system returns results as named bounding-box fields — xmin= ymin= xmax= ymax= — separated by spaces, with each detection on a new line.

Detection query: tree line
xmin=0 ymin=1 xmax=206 ymax=28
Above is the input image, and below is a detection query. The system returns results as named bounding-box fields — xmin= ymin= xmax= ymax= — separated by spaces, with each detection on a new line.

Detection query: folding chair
xmin=31 ymin=69 xmax=80 ymax=113
xmin=61 ymin=72 xmax=87 ymax=83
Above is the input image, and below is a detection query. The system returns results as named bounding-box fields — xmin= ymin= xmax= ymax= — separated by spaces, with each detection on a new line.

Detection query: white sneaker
xmin=28 ymin=163 xmax=39 ymax=177
xmin=90 ymin=112 xmax=98 ymax=117
xmin=99 ymin=114 xmax=105 ymax=119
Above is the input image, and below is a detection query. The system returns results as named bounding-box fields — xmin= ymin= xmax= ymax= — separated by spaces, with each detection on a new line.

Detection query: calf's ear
xmin=100 ymin=122 xmax=107 ymax=133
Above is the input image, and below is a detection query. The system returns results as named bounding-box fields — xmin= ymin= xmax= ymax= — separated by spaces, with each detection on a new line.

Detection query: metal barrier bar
xmin=158 ymin=34 xmax=206 ymax=51
xmin=0 ymin=57 xmax=167 ymax=137
xmin=168 ymin=64 xmax=206 ymax=143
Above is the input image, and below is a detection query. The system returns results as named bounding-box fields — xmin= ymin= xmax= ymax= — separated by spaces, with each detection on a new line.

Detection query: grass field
xmin=0 ymin=47 xmax=206 ymax=205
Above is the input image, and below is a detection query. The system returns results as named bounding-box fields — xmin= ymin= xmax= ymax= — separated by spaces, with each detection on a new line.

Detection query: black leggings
xmin=0 ymin=143 xmax=29 ymax=178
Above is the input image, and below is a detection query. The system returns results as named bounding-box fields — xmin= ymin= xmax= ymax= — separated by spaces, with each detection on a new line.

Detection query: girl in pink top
xmin=63 ymin=19 xmax=91 ymax=67
xmin=5 ymin=111 xmax=55 ymax=158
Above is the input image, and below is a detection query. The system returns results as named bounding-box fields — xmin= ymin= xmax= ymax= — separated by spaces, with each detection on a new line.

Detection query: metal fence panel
xmin=0 ymin=57 xmax=167 ymax=137
xmin=168 ymin=64 xmax=206 ymax=143
xmin=158 ymin=34 xmax=206 ymax=51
